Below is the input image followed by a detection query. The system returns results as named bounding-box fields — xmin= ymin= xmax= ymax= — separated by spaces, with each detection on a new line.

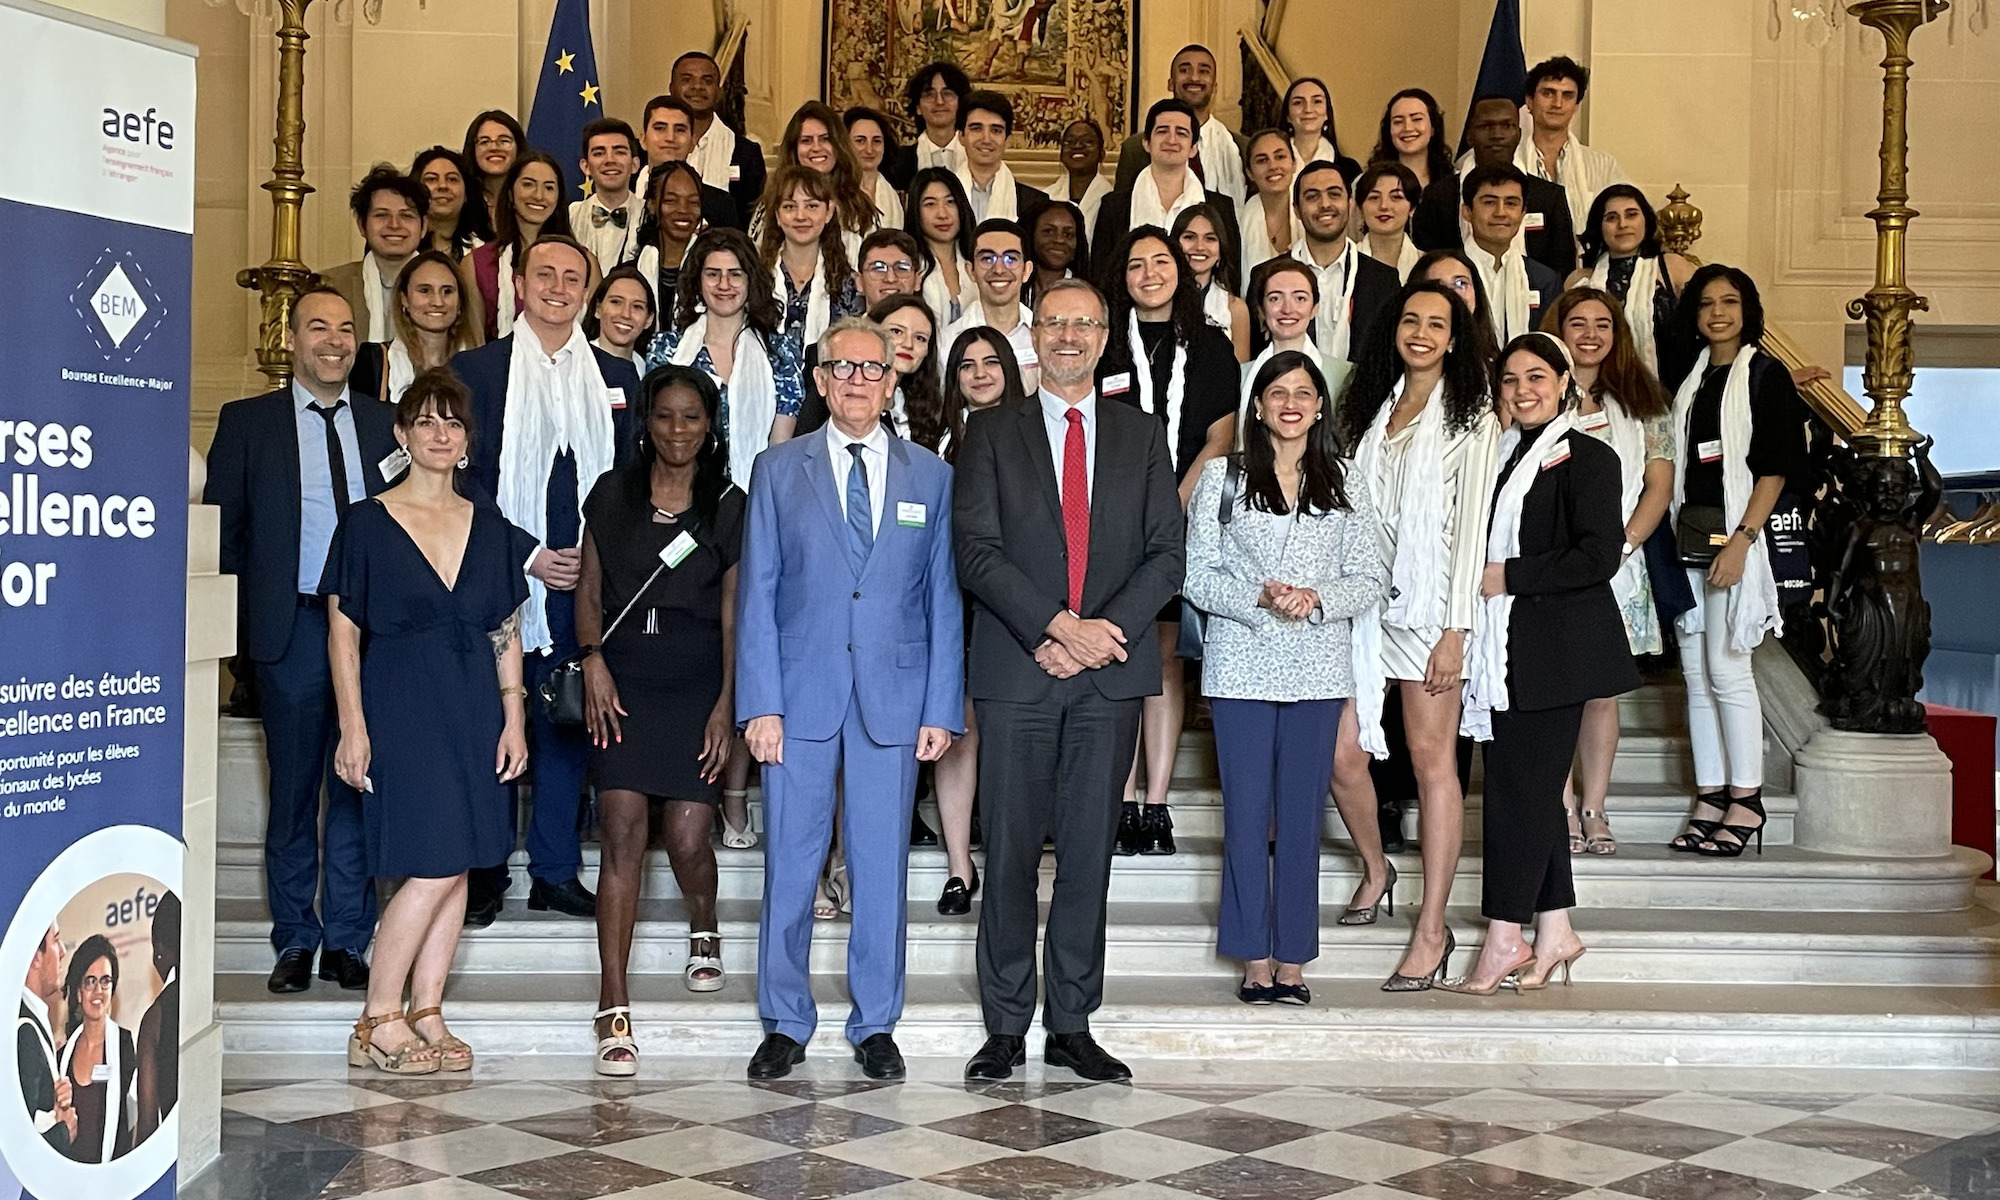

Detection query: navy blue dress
xmin=322 ymin=498 xmax=537 ymax=879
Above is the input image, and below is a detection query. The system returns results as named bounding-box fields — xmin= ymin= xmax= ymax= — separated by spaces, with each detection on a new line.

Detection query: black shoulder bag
xmin=538 ymin=557 xmax=672 ymax=727
xmin=1175 ymin=457 xmax=1243 ymax=663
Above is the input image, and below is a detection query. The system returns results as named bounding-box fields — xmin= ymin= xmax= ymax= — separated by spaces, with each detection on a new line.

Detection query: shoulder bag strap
xmin=1217 ymin=454 xmax=1242 ymax=527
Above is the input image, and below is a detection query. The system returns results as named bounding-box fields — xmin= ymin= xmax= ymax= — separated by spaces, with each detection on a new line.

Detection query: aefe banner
xmin=0 ymin=5 xmax=197 ymax=1199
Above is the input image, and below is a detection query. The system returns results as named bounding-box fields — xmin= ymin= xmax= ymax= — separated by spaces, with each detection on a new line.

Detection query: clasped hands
xmin=1036 ymin=610 xmax=1128 ymax=678
xmin=1256 ymin=579 xmax=1319 ymax=621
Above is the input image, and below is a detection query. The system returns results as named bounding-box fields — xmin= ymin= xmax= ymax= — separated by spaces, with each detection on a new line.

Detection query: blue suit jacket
xmin=446 ymin=335 xmax=641 ymax=510
xmin=735 ymin=430 xmax=965 ymax=746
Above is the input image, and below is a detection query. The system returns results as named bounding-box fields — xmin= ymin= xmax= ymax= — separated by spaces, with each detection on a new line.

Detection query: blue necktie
xmin=846 ymin=442 xmax=873 ymax=574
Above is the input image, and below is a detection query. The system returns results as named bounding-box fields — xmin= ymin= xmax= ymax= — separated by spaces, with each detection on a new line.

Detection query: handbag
xmin=538 ymin=556 xmax=673 ymax=727
xmin=1675 ymin=504 xmax=1729 ymax=569
xmin=1175 ymin=456 xmax=1243 ymax=662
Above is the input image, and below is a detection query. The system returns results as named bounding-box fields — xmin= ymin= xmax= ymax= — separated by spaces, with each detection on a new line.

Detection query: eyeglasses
xmin=864 ymin=260 xmax=918 ymax=277
xmin=700 ymin=267 xmax=748 ymax=285
xmin=825 ymin=359 xmax=891 ymax=381
xmin=1034 ymin=316 xmax=1106 ymax=334
xmin=976 ymin=251 xmax=1024 ymax=268
xmin=475 ymin=134 xmax=516 ymax=150
xmin=81 ymin=974 xmax=114 ymax=993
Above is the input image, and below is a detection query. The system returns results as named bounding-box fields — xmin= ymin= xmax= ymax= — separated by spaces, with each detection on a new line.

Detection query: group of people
xmin=205 ymin=42 xmax=1816 ymax=1083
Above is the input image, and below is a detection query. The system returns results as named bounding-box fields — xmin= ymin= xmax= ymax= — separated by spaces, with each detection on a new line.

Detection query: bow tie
xmin=590 ymin=205 xmax=629 ymax=229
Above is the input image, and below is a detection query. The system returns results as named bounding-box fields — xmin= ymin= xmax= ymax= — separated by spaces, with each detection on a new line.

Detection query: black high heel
xmin=1381 ymin=928 xmax=1455 ymax=993
xmin=1338 ymin=863 xmax=1397 ymax=926
xmin=1695 ymin=791 xmax=1766 ymax=857
xmin=1669 ymin=790 xmax=1730 ymax=853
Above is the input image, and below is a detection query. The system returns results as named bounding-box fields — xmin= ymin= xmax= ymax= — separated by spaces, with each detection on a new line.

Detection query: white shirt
xmin=1514 ymin=134 xmax=1626 ymax=230
xmin=689 ymin=120 xmax=740 ymax=192
xmin=827 ymin=419 xmax=889 ymax=535
xmin=942 ymin=301 xmax=1038 ymax=385
xmin=569 ymin=193 xmax=644 ymax=268
xmin=915 ymin=131 xmax=967 ymax=176
xmin=1039 ymin=388 xmax=1097 ymax=503
xmin=964 ymin=170 xmax=997 ymax=222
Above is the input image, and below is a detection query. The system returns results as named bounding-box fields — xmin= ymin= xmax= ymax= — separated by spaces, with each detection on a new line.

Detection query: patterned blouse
xmin=640 ymin=324 xmax=804 ymax=453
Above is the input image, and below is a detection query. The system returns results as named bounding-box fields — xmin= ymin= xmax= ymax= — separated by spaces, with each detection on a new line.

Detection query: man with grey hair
xmin=736 ymin=315 xmax=965 ymax=1082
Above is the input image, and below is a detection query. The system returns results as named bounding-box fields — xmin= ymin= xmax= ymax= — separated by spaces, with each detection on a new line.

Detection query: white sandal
xmin=721 ymin=791 xmax=758 ymax=849
xmin=593 ymin=1006 xmax=638 ymax=1077
xmin=685 ymin=931 xmax=725 ymax=993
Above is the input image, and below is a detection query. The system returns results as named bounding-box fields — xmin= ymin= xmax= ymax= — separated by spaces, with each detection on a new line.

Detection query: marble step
xmin=213 ymin=970 xmax=2000 ymax=1071
xmin=212 ymin=896 xmax=2000 ymax=986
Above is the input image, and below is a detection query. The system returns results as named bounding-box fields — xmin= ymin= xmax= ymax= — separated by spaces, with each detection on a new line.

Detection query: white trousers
xmin=1677 ymin=579 xmax=1765 ymax=789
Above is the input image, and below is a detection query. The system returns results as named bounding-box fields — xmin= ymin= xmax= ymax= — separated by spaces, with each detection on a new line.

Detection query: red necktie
xmin=1062 ymin=407 xmax=1089 ymax=613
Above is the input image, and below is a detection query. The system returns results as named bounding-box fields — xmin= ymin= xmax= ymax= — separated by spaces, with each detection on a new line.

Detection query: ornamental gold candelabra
xmin=236 ymin=0 xmax=320 ymax=390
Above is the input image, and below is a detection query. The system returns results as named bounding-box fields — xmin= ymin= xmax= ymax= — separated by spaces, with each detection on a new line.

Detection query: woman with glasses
xmin=59 ymin=935 xmax=134 ymax=1162
xmin=460 ymin=110 xmax=525 ymax=230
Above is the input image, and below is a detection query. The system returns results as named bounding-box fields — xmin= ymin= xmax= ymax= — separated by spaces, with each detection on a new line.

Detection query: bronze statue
xmin=1820 ymin=438 xmax=1939 ymax=734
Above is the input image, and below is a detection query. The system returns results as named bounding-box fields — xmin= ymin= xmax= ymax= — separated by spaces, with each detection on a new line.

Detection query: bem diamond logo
xmin=70 ymin=247 xmax=167 ymax=363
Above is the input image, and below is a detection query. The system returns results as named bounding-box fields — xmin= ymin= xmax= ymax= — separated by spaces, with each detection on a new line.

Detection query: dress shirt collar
xmin=1040 ymin=387 xmax=1096 ymax=426
xmin=826 ymin=414 xmax=890 ymax=458
xmin=20 ymin=988 xmax=51 ymax=1035
xmin=523 ymin=322 xmax=591 ymax=367
xmin=292 ymin=380 xmax=352 ymax=413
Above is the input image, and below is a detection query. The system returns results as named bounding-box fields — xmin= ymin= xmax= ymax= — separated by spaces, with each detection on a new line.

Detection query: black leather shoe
xmin=267 ymin=948 xmax=312 ymax=994
xmin=1139 ymin=805 xmax=1176 ymax=856
xmin=911 ymin=808 xmax=939 ymax=847
xmin=852 ymin=1033 xmax=906 ymax=1080
xmin=1044 ymin=1031 xmax=1131 ymax=1082
xmin=964 ymin=1034 xmax=1026 ymax=1081
xmin=317 ymin=948 xmax=369 ymax=991
xmin=1237 ymin=980 xmax=1275 ymax=1005
xmin=463 ymin=890 xmax=503 ymax=928
xmin=1378 ymin=800 xmax=1407 ymax=854
xmin=527 ymin=876 xmax=597 ymax=918
xmin=937 ymin=865 xmax=979 ymax=917
xmin=747 ymin=1033 xmax=807 ymax=1080
xmin=1114 ymin=802 xmax=1144 ymax=856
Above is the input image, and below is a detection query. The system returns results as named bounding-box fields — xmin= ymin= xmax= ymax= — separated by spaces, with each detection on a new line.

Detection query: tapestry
xmin=823 ymin=0 xmax=1138 ymax=149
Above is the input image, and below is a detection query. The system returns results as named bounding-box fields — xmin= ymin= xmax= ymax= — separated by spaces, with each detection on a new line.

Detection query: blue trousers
xmin=757 ymin=694 xmax=917 ymax=1045
xmin=520 ymin=646 xmax=588 ymax=884
xmin=255 ymin=603 xmax=376 ymax=955
xmin=1212 ymin=697 xmax=1343 ymax=965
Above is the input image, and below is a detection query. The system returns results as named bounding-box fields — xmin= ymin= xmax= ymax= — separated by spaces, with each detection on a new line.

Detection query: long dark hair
xmin=871 ymin=294 xmax=947 ymax=452
xmin=1243 ymin=350 xmax=1351 ymax=515
xmin=778 ymin=100 xmax=877 ymax=235
xmin=63 ymin=934 xmax=119 ymax=1040
xmin=674 ymin=228 xmax=780 ymax=338
xmin=1580 ymin=183 xmax=1663 ymax=268
xmin=1411 ymin=248 xmax=1501 ymax=367
xmin=1281 ymin=76 xmax=1345 ymax=160
xmin=904 ymin=167 xmax=977 ymax=272
xmin=1100 ymin=225 xmax=1203 ymax=348
xmin=634 ymin=160 xmax=706 ymax=256
xmin=583 ymin=264 xmax=659 ymax=358
xmin=1494 ymin=332 xmax=1582 ymax=412
xmin=942 ymin=328 xmax=1029 ymax=461
xmin=1662 ymin=263 xmax=1766 ymax=390
xmin=493 ymin=151 xmax=574 ymax=259
xmin=1369 ymin=88 xmax=1453 ymax=185
xmin=410 ymin=145 xmax=488 ymax=252
xmin=843 ymin=106 xmax=903 ymax=174
xmin=1337 ymin=280 xmax=1491 ymax=446
xmin=1171 ymin=203 xmax=1242 ymax=296
xmin=460 ymin=110 xmax=526 ymax=187
xmin=630 ymin=363 xmax=729 ymax=532
xmin=1544 ymin=286 xmax=1670 ymax=420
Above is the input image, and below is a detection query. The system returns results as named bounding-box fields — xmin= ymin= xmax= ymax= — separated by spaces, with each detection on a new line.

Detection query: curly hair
xmin=1099 ymin=225 xmax=1204 ymax=349
xmin=756 ymin=164 xmax=855 ymax=304
xmin=1337 ymin=279 xmax=1491 ymax=446
xmin=1661 ymin=263 xmax=1766 ymax=390
xmin=673 ymin=227 xmax=780 ymax=338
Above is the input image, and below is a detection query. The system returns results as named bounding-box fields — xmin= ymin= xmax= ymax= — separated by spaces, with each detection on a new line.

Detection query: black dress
xmin=581 ymin=472 xmax=746 ymax=802
xmin=321 ymin=498 xmax=537 ymax=878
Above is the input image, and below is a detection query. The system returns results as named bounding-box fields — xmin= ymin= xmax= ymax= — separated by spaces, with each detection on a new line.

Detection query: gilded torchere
xmin=236 ymin=0 xmax=320 ymax=390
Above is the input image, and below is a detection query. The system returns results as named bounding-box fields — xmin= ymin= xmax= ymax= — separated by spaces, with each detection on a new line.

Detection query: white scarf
xmin=688 ymin=118 xmax=738 ymax=193
xmin=922 ymin=253 xmax=975 ymax=326
xmin=870 ymin=173 xmax=905 ymax=229
xmin=1200 ymin=280 xmax=1233 ymax=332
xmin=386 ymin=338 xmax=417 ymax=404
xmin=1463 ymin=412 xmax=1576 ymax=740
xmin=1196 ymin=116 xmax=1246 ymax=202
xmin=361 ymin=251 xmax=393 ymax=343
xmin=495 ymin=244 xmax=518 ymax=338
xmin=672 ymin=316 xmax=776 ymax=486
xmin=1671 ymin=347 xmax=1782 ymax=652
xmin=1131 ymin=166 xmax=1204 ymax=232
xmin=1590 ymin=253 xmax=1663 ymax=377
xmin=60 ymin=1018 xmax=129 ymax=1165
xmin=1293 ymin=240 xmax=1361 ymax=368
xmin=775 ymin=251 xmax=833 ymax=350
xmin=499 ymin=325 xmax=618 ymax=653
xmin=1348 ymin=376 xmax=1451 ymax=756
xmin=959 ymin=161 xmax=1022 ymax=221
xmin=1290 ymin=135 xmax=1340 ymax=180
xmin=1128 ymin=311 xmax=1187 ymax=464
xmin=1474 ymin=243 xmax=1533 ymax=345
xmin=1235 ymin=339 xmax=1322 ymax=445
xmin=1364 ymin=232 xmax=1424 ymax=283
xmin=634 ymin=241 xmax=696 ymax=330
xmin=1241 ymin=194 xmax=1303 ymax=284
xmin=1057 ymin=172 xmax=1111 ymax=231
xmin=1584 ymin=393 xmax=1650 ymax=627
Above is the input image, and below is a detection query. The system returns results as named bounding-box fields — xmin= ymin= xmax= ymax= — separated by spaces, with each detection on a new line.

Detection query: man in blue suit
xmin=450 ymin=234 xmax=639 ymax=925
xmin=736 ymin=316 xmax=964 ymax=1081
xmin=205 ymin=287 xmax=398 ymax=993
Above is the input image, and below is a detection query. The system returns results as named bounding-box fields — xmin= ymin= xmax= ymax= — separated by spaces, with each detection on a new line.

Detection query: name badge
xmin=729 ymin=165 xmax=742 ymax=182
xmin=897 ymin=501 xmax=927 ymax=527
xmin=378 ymin=447 xmax=412 ymax=479
xmin=91 ymin=1064 xmax=112 ymax=1083
xmin=1101 ymin=371 xmax=1131 ymax=396
xmin=1698 ymin=439 xmax=1724 ymax=464
xmin=1540 ymin=444 xmax=1571 ymax=471
xmin=605 ymin=385 xmax=627 ymax=411
xmin=1578 ymin=411 xmax=1610 ymax=433
xmin=1525 ymin=212 xmax=1546 ymax=232
xmin=660 ymin=530 xmax=699 ymax=567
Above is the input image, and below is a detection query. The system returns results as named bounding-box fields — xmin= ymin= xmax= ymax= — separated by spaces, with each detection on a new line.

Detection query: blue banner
xmin=0 ymin=6 xmax=196 ymax=1199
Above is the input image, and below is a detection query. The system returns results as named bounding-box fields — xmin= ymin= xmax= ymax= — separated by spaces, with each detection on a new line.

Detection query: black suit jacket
xmin=204 ymin=387 xmax=400 ymax=663
xmin=954 ymin=396 xmax=1186 ymax=702
xmin=1348 ymin=252 xmax=1402 ymax=355
xmin=700 ymin=182 xmax=742 ymax=232
xmin=17 ymin=1000 xmax=67 ymax=1157
xmin=1497 ymin=429 xmax=1641 ymax=711
xmin=1091 ymin=187 xmax=1240 ymax=281
xmin=727 ymin=136 xmax=766 ymax=230
xmin=1526 ymin=256 xmax=1564 ymax=329
xmin=1521 ymin=174 xmax=1578 ymax=278
xmin=446 ymin=336 xmax=641 ymax=512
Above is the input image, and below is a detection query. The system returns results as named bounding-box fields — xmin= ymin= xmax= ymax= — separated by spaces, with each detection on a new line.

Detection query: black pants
xmin=973 ymin=677 xmax=1142 ymax=1036
xmin=1481 ymin=702 xmax=1583 ymax=924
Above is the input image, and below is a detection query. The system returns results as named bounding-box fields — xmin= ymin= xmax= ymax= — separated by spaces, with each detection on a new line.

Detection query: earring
xmin=457 ymin=455 xmax=469 ymax=469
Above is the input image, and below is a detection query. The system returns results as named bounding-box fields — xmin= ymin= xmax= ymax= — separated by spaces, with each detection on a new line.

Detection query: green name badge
xmin=660 ymin=530 xmax=699 ymax=567
xmin=897 ymin=501 xmax=926 ymax=527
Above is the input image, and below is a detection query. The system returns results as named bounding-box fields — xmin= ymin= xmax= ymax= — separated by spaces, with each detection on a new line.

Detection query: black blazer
xmin=725 ymin=134 xmax=766 ymax=230
xmin=1090 ymin=187 xmax=1240 ymax=281
xmin=18 ymin=1001 xmax=67 ymax=1156
xmin=1496 ymin=428 xmax=1641 ymax=711
xmin=700 ymin=182 xmax=742 ymax=232
xmin=1349 ymin=251 xmax=1403 ymax=354
xmin=1411 ymin=174 xmax=1463 ymax=251
xmin=1521 ymin=175 xmax=1578 ymax=278
xmin=954 ymin=396 xmax=1186 ymax=702
xmin=1526 ymin=256 xmax=1565 ymax=328
xmin=446 ymin=336 xmax=641 ymax=511
xmin=204 ymin=387 xmax=400 ymax=663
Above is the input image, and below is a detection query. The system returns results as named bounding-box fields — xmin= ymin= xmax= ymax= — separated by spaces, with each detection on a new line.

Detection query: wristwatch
xmin=1734 ymin=523 xmax=1760 ymax=545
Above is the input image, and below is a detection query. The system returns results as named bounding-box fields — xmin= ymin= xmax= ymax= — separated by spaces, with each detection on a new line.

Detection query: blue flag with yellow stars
xmin=527 ymin=0 xmax=601 ymax=194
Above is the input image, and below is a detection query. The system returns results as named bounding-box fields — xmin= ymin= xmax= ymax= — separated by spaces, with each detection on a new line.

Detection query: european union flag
xmin=527 ymin=0 xmax=601 ymax=194
xmin=1460 ymin=0 xmax=1526 ymax=154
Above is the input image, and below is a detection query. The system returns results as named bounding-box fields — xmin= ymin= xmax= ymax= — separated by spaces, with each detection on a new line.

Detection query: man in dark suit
xmin=1112 ymin=45 xmax=1247 ymax=203
xmin=450 ymin=235 xmax=639 ymax=925
xmin=1093 ymin=99 xmax=1240 ymax=280
xmin=953 ymin=280 xmax=1185 ymax=1083
xmin=1462 ymin=95 xmax=1577 ymax=278
xmin=18 ymin=922 xmax=74 ymax=1159
xmin=794 ymin=230 xmax=923 ymax=438
xmin=1291 ymin=160 xmax=1400 ymax=372
xmin=637 ymin=95 xmax=742 ymax=232
xmin=671 ymin=52 xmax=765 ymax=229
xmin=1463 ymin=164 xmax=1564 ymax=344
xmin=205 ymin=287 xmax=396 ymax=994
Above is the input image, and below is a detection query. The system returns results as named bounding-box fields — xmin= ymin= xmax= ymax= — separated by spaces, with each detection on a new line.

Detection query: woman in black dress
xmin=59 ymin=935 xmax=134 ymax=1163
xmin=326 ymin=368 xmax=533 ymax=1076
xmin=579 ymin=363 xmax=745 ymax=1075
xmin=1098 ymin=225 xmax=1240 ymax=858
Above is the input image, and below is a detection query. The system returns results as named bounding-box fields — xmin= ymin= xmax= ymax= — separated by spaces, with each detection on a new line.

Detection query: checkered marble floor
xmin=191 ymin=1067 xmax=2000 ymax=1200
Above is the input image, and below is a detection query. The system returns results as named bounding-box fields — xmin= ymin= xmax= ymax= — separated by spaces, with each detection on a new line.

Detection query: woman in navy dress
xmin=325 ymin=367 xmax=533 ymax=1075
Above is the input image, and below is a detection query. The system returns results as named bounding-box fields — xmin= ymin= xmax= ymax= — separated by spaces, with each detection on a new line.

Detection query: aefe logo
xmin=101 ymin=106 xmax=176 ymax=149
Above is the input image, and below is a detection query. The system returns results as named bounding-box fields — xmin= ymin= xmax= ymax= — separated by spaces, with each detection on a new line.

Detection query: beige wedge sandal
xmin=348 ymin=1011 xmax=440 ymax=1075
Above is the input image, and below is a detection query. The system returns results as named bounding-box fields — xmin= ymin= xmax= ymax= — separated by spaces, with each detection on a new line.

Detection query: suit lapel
xmin=1084 ymin=403 xmax=1128 ymax=607
xmin=274 ymin=390 xmax=305 ymax=546
xmin=798 ymin=432 xmax=851 ymax=558
xmin=862 ymin=438 xmax=916 ymax=585
xmin=1018 ymin=401 xmax=1062 ymax=529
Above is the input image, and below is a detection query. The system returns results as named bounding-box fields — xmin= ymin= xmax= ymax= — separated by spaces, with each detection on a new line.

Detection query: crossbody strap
xmin=1217 ymin=455 xmax=1242 ymax=527
xmin=601 ymin=558 xmax=670 ymax=642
